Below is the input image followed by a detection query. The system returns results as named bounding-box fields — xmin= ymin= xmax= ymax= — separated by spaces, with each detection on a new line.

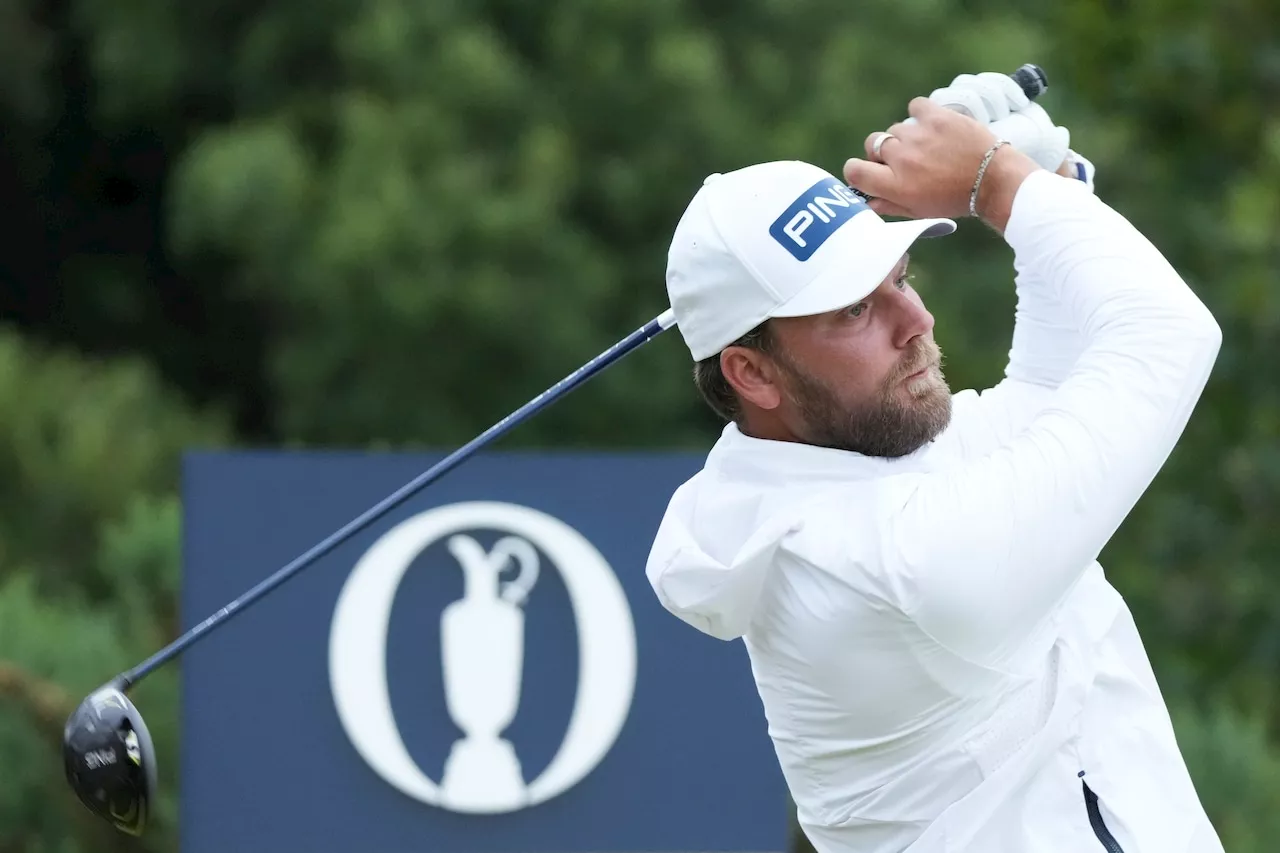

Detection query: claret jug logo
xmin=328 ymin=501 xmax=637 ymax=814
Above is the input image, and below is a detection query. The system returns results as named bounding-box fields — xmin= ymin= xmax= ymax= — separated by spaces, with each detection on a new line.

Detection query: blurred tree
xmin=0 ymin=329 xmax=216 ymax=852
xmin=1 ymin=0 xmax=1278 ymax=848
xmin=0 ymin=332 xmax=225 ymax=594
xmin=54 ymin=0 xmax=1056 ymax=450
xmin=1036 ymin=0 xmax=1280 ymax=727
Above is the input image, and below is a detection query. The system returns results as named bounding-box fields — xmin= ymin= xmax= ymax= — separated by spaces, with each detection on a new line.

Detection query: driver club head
xmin=62 ymin=681 xmax=157 ymax=836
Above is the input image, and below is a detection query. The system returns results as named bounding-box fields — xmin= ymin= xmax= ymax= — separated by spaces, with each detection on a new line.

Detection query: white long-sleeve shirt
xmin=645 ymin=169 xmax=1224 ymax=853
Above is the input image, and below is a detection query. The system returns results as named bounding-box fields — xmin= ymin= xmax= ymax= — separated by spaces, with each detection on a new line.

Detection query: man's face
xmin=761 ymin=255 xmax=953 ymax=457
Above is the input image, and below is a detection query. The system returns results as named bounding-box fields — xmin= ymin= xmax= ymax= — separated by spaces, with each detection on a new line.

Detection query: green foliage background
xmin=1 ymin=0 xmax=1277 ymax=850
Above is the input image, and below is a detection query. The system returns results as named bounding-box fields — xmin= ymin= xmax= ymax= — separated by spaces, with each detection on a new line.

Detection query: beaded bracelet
xmin=969 ymin=138 xmax=1010 ymax=218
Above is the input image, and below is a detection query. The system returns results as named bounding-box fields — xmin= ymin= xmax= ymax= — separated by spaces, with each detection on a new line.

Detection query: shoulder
xmin=769 ymin=479 xmax=926 ymax=611
xmin=927 ymin=387 xmax=997 ymax=458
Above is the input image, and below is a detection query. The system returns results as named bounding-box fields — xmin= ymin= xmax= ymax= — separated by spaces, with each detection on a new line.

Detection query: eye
xmin=847 ymin=301 xmax=867 ymax=318
xmin=895 ymin=271 xmax=913 ymax=291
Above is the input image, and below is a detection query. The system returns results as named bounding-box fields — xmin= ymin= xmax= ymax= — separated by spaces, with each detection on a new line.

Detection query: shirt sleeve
xmin=939 ymin=180 xmax=1091 ymax=460
xmin=880 ymin=169 xmax=1222 ymax=669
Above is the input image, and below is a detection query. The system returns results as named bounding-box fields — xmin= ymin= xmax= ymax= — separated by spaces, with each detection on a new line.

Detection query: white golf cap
xmin=665 ymin=160 xmax=956 ymax=361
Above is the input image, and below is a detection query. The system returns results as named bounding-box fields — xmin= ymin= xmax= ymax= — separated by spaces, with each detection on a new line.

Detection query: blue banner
xmin=180 ymin=450 xmax=789 ymax=853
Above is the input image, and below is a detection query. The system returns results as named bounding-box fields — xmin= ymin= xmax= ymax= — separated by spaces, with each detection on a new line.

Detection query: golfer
xmin=646 ymin=72 xmax=1224 ymax=852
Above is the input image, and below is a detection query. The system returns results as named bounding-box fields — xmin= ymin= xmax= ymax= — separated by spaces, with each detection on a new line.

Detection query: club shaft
xmin=118 ymin=309 xmax=678 ymax=689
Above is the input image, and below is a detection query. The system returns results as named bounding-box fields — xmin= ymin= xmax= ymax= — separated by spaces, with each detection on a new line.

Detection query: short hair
xmin=692 ymin=321 xmax=777 ymax=423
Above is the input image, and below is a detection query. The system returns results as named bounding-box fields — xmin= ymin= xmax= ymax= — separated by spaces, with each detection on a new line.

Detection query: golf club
xmin=62 ymin=307 xmax=677 ymax=836
xmin=61 ymin=61 xmax=1050 ymax=837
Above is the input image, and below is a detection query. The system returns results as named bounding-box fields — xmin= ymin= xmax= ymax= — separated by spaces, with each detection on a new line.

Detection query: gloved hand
xmin=926 ymin=71 xmax=1071 ymax=174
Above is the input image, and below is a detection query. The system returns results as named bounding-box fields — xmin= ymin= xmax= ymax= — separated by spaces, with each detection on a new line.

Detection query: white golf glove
xmin=927 ymin=71 xmax=1096 ymax=191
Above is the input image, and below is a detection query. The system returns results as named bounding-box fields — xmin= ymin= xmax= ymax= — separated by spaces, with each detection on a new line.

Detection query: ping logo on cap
xmin=769 ymin=178 xmax=869 ymax=261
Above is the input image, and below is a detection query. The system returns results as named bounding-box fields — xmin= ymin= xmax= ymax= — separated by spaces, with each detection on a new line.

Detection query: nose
xmin=889 ymin=287 xmax=935 ymax=349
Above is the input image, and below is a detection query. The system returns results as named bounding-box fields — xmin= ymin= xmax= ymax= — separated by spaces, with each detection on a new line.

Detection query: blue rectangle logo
xmin=769 ymin=177 xmax=869 ymax=261
xmin=180 ymin=450 xmax=790 ymax=853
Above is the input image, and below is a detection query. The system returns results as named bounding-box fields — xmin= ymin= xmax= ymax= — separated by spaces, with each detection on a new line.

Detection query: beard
xmin=776 ymin=338 xmax=953 ymax=458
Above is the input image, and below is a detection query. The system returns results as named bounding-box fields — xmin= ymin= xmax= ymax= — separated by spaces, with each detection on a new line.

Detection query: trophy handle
xmin=493 ymin=537 xmax=539 ymax=607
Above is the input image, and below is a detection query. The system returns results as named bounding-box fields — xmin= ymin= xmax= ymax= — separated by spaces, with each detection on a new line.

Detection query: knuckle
xmin=845 ymin=161 xmax=874 ymax=185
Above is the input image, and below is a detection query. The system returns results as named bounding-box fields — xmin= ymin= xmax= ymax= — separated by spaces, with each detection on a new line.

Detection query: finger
xmin=889 ymin=112 xmax=928 ymax=129
xmin=954 ymin=73 xmax=1011 ymax=120
xmin=884 ymin=118 xmax=919 ymax=139
xmin=864 ymin=130 xmax=901 ymax=163
xmin=929 ymin=84 xmax=992 ymax=124
xmin=989 ymin=110 xmax=1043 ymax=153
xmin=864 ymin=131 xmax=884 ymax=161
xmin=869 ymin=118 xmax=921 ymax=159
xmin=867 ymin=197 xmax=913 ymax=219
xmin=843 ymin=157 xmax=899 ymax=201
xmin=907 ymin=96 xmax=948 ymax=123
xmin=976 ymin=71 xmax=1030 ymax=112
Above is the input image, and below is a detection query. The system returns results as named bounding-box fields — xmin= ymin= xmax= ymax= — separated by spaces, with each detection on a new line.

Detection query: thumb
xmin=866 ymin=197 xmax=914 ymax=219
xmin=843 ymin=158 xmax=898 ymax=202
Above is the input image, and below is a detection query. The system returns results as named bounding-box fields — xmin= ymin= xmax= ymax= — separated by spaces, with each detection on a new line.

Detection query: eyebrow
xmin=831 ymin=253 xmax=915 ymax=317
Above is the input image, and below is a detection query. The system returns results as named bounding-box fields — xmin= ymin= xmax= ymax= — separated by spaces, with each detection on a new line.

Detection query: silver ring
xmin=872 ymin=132 xmax=896 ymax=159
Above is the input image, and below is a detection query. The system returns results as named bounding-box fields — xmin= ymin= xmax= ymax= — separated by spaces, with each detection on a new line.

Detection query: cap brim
xmin=768 ymin=216 xmax=954 ymax=319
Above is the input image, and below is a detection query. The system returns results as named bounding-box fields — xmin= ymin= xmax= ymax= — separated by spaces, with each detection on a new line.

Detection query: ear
xmin=720 ymin=346 xmax=783 ymax=411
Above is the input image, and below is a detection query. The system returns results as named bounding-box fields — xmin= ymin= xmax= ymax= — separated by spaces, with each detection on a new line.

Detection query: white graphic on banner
xmin=328 ymin=501 xmax=637 ymax=814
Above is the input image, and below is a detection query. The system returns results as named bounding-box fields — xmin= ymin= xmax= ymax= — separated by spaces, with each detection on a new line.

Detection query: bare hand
xmin=843 ymin=98 xmax=1042 ymax=228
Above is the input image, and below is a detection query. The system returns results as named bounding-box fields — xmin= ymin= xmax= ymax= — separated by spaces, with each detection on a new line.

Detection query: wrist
xmin=972 ymin=145 xmax=1040 ymax=234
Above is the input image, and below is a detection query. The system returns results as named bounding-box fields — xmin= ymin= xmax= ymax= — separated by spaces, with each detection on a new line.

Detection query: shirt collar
xmin=704 ymin=422 xmax=942 ymax=486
